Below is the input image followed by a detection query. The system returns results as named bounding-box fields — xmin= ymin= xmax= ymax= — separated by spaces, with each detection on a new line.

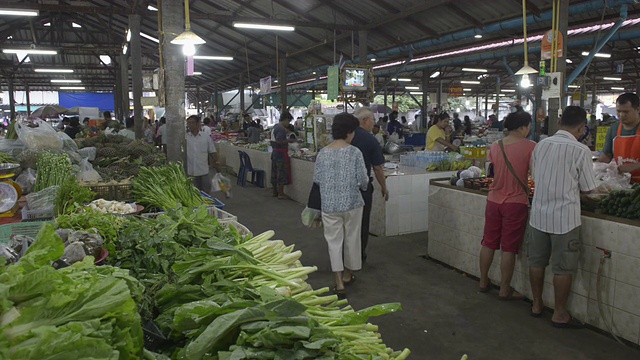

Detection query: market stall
xmin=427 ymin=179 xmax=640 ymax=346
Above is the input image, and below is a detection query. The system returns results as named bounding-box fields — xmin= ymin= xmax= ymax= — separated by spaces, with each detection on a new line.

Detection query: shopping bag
xmin=307 ymin=182 xmax=321 ymax=210
xmin=211 ymin=173 xmax=232 ymax=198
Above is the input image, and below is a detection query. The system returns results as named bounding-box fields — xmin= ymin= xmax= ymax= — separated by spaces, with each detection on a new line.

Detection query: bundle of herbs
xmin=54 ymin=176 xmax=96 ymax=215
xmin=132 ymin=163 xmax=203 ymax=210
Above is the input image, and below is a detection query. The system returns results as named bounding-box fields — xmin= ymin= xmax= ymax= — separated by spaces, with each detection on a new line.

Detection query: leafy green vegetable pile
xmin=132 ymin=163 xmax=204 ymax=210
xmin=34 ymin=152 xmax=73 ymax=191
xmin=50 ymin=206 xmax=411 ymax=359
xmin=0 ymin=224 xmax=144 ymax=359
xmin=54 ymin=175 xmax=97 ymax=215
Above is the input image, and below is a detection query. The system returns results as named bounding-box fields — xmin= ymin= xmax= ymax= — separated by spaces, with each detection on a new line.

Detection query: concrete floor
xmin=223 ymin=183 xmax=640 ymax=360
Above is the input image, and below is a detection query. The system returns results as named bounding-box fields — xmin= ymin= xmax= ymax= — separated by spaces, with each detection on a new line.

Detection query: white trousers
xmin=322 ymin=207 xmax=363 ymax=272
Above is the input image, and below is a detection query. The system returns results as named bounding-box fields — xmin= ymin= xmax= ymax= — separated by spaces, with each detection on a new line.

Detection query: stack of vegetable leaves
xmin=0 ymin=224 xmax=144 ymax=359
xmin=48 ymin=206 xmax=411 ymax=359
xmin=131 ymin=163 xmax=204 ymax=210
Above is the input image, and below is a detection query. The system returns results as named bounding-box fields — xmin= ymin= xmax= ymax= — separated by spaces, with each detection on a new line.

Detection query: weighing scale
xmin=0 ymin=164 xmax=23 ymax=218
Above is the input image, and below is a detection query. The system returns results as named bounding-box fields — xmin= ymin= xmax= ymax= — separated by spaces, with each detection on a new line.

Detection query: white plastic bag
xmin=211 ymin=173 xmax=232 ymax=198
xmin=14 ymin=119 xmax=63 ymax=151
xmin=78 ymin=158 xmax=102 ymax=182
xmin=25 ymin=185 xmax=59 ymax=210
xmin=15 ymin=168 xmax=36 ymax=194
xmin=593 ymin=160 xmax=632 ymax=192
xmin=0 ymin=139 xmax=25 ymax=157
xmin=301 ymin=207 xmax=323 ymax=228
xmin=78 ymin=147 xmax=97 ymax=161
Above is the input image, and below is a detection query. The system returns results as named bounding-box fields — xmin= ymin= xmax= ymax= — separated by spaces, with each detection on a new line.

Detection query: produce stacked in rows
xmin=76 ymin=135 xmax=166 ymax=181
xmin=426 ymin=159 xmax=473 ymax=172
xmin=51 ymin=206 xmax=411 ymax=359
xmin=0 ymin=225 xmax=144 ymax=359
xmin=600 ymin=183 xmax=640 ymax=219
xmin=34 ymin=152 xmax=73 ymax=191
xmin=132 ymin=163 xmax=206 ymax=210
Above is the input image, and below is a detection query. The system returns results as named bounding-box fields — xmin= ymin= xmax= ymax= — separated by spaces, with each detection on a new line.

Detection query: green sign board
xmin=327 ymin=66 xmax=340 ymax=101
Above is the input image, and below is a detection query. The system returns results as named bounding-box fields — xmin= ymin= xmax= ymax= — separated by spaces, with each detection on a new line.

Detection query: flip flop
xmin=530 ymin=307 xmax=543 ymax=318
xmin=552 ymin=315 xmax=584 ymax=329
xmin=343 ymin=274 xmax=356 ymax=286
xmin=478 ymin=285 xmax=491 ymax=293
xmin=498 ymin=287 xmax=526 ymax=301
xmin=332 ymin=287 xmax=346 ymax=299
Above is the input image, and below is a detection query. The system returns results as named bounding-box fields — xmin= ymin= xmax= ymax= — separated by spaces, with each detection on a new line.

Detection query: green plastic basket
xmin=0 ymin=221 xmax=49 ymax=244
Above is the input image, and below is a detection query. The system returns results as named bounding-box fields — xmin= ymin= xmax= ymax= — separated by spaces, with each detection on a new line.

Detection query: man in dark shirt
xmin=271 ymin=111 xmax=294 ymax=199
xmin=352 ymin=107 xmax=389 ymax=262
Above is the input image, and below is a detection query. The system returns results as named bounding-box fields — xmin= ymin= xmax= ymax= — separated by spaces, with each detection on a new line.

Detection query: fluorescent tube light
xmin=35 ymin=68 xmax=73 ymax=73
xmin=122 ymin=44 xmax=128 ymax=54
xmin=568 ymin=85 xmax=579 ymax=89
xmin=72 ymin=22 xmax=81 ymax=28
xmin=99 ymin=55 xmax=111 ymax=65
xmin=233 ymin=22 xmax=294 ymax=31
xmin=501 ymin=89 xmax=516 ymax=92
xmin=51 ymin=79 xmax=81 ymax=83
xmin=460 ymin=80 xmax=481 ymax=84
xmin=193 ymin=72 xmax=202 ymax=75
xmin=611 ymin=87 xmax=625 ymax=91
xmin=140 ymin=32 xmax=159 ymax=43
xmin=405 ymin=86 xmax=420 ymax=90
xmin=392 ymin=78 xmax=411 ymax=82
xmin=3 ymin=49 xmax=56 ymax=55
xmin=0 ymin=9 xmax=38 ymax=16
xmin=370 ymin=58 xmax=376 ymax=62
xmin=148 ymin=5 xmax=158 ymax=11
xmin=193 ymin=55 xmax=234 ymax=61
xmin=409 ymin=92 xmax=424 ymax=95
xmin=59 ymin=86 xmax=85 ymax=90
xmin=474 ymin=34 xmax=483 ymax=39
xmin=463 ymin=88 xmax=472 ymax=91
xmin=603 ymin=77 xmax=622 ymax=81
xmin=430 ymin=71 xmax=440 ymax=78
xmin=126 ymin=29 xmax=131 ymax=42
xmin=462 ymin=68 xmax=487 ymax=73
xmin=582 ymin=51 xmax=611 ymax=58
xmin=566 ymin=58 xmax=573 ymax=63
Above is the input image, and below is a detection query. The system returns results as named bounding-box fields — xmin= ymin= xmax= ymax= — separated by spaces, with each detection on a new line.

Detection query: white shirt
xmin=201 ymin=125 xmax=212 ymax=136
xmin=374 ymin=133 xmax=384 ymax=147
xmin=186 ymin=130 xmax=216 ymax=176
xmin=530 ymin=130 xmax=598 ymax=234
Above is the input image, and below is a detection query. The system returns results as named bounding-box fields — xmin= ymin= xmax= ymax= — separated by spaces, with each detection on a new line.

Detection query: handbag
xmin=307 ymin=182 xmax=321 ymax=210
xmin=498 ymin=140 xmax=530 ymax=195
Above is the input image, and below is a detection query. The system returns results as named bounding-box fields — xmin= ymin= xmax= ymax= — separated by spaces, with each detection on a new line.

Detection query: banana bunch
xmin=426 ymin=163 xmax=438 ymax=171
xmin=451 ymin=160 xmax=473 ymax=171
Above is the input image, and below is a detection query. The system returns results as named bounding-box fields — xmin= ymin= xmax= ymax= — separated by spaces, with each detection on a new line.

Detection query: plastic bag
xmin=25 ymin=185 xmax=59 ymax=210
xmin=78 ymin=147 xmax=97 ymax=161
xmin=301 ymin=207 xmax=323 ymax=228
xmin=61 ymin=241 xmax=86 ymax=264
xmin=211 ymin=173 xmax=232 ymax=198
xmin=14 ymin=119 xmax=63 ymax=151
xmin=78 ymin=158 xmax=102 ymax=182
xmin=15 ymin=168 xmax=36 ymax=194
xmin=593 ymin=160 xmax=632 ymax=193
xmin=59 ymin=132 xmax=79 ymax=152
xmin=0 ymin=139 xmax=25 ymax=157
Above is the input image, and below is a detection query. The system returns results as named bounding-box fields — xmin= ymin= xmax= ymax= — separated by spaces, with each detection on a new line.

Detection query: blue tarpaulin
xmin=59 ymin=92 xmax=114 ymax=111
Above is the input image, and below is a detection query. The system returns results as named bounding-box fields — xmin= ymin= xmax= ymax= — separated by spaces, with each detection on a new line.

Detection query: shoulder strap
xmin=498 ymin=140 xmax=529 ymax=194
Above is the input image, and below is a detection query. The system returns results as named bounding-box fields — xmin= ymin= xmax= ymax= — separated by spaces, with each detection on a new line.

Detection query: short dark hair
xmin=560 ymin=106 xmax=587 ymax=128
xmin=187 ymin=115 xmax=200 ymax=123
xmin=616 ymin=93 xmax=639 ymax=109
xmin=438 ymin=112 xmax=450 ymax=122
xmin=103 ymin=111 xmax=111 ymax=118
xmin=504 ymin=111 xmax=531 ymax=131
xmin=331 ymin=112 xmax=359 ymax=140
xmin=62 ymin=117 xmax=70 ymax=123
xmin=203 ymin=117 xmax=211 ymax=125
xmin=83 ymin=117 xmax=90 ymax=123
xmin=389 ymin=111 xmax=398 ymax=121
xmin=160 ymin=117 xmax=166 ymax=124
xmin=70 ymin=118 xmax=80 ymax=127
xmin=280 ymin=111 xmax=293 ymax=122
xmin=373 ymin=124 xmax=380 ymax=129
xmin=124 ymin=116 xmax=134 ymax=128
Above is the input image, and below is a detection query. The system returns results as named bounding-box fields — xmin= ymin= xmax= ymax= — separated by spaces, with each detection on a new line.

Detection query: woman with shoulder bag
xmin=313 ymin=112 xmax=369 ymax=298
xmin=478 ymin=111 xmax=536 ymax=301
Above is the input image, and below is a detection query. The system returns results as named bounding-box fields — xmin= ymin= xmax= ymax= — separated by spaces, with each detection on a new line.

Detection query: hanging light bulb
xmin=520 ymin=74 xmax=531 ymax=88
xmin=183 ymin=43 xmax=196 ymax=56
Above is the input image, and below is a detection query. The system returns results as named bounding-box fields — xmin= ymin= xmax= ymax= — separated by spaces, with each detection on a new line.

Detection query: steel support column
xmin=358 ymin=31 xmax=368 ymax=65
xmin=25 ymin=82 xmax=30 ymax=116
xmin=130 ymin=14 xmax=144 ymax=139
xmin=280 ymin=58 xmax=287 ymax=110
xmin=162 ymin=0 xmax=186 ymax=163
xmin=421 ymin=70 xmax=429 ymax=129
xmin=120 ymin=53 xmax=129 ymax=121
xmin=549 ymin=0 xmax=568 ymax=136
xmin=239 ymin=73 xmax=245 ymax=113
xmin=8 ymin=77 xmax=15 ymax=122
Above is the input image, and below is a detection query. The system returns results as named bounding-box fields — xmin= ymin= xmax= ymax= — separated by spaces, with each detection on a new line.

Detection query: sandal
xmin=343 ymin=274 xmax=356 ymax=286
xmin=552 ymin=315 xmax=584 ymax=329
xmin=530 ymin=307 xmax=543 ymax=318
xmin=478 ymin=280 xmax=491 ymax=293
xmin=332 ymin=287 xmax=346 ymax=299
xmin=498 ymin=287 xmax=525 ymax=301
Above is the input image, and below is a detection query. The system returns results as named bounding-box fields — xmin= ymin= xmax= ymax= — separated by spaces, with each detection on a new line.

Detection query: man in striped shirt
xmin=528 ymin=106 xmax=598 ymax=327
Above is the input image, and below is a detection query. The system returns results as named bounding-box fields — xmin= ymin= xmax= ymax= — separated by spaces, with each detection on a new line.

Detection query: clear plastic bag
xmin=78 ymin=158 xmax=102 ymax=182
xmin=301 ymin=207 xmax=323 ymax=228
xmin=14 ymin=119 xmax=63 ymax=151
xmin=211 ymin=173 xmax=232 ymax=198
xmin=61 ymin=241 xmax=86 ymax=264
xmin=78 ymin=147 xmax=97 ymax=161
xmin=0 ymin=139 xmax=25 ymax=157
xmin=593 ymin=160 xmax=632 ymax=193
xmin=25 ymin=185 xmax=59 ymax=210
xmin=15 ymin=168 xmax=36 ymax=194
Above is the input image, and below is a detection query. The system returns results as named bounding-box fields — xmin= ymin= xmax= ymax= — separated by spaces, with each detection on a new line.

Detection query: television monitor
xmin=343 ymin=68 xmax=368 ymax=91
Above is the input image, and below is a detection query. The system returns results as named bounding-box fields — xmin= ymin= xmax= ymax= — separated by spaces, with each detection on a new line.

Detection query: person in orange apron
xmin=599 ymin=93 xmax=640 ymax=183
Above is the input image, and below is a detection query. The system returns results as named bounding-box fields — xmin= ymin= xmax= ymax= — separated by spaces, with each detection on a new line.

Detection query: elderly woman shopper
xmin=314 ymin=112 xmax=369 ymax=298
xmin=478 ymin=111 xmax=535 ymax=300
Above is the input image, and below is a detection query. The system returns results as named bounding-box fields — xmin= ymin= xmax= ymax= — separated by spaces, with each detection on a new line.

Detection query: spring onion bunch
xmin=34 ymin=152 xmax=73 ymax=192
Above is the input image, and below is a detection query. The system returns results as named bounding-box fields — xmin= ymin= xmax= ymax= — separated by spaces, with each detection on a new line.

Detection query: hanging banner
xmin=449 ymin=86 xmax=463 ymax=97
xmin=327 ymin=66 xmax=340 ymax=100
xmin=541 ymin=30 xmax=564 ymax=60
xmin=260 ymin=76 xmax=272 ymax=94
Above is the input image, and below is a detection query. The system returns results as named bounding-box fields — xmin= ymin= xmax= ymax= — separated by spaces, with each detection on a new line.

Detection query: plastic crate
xmin=219 ymin=219 xmax=251 ymax=237
xmin=84 ymin=183 xmax=133 ymax=201
xmin=21 ymin=205 xmax=55 ymax=222
xmin=200 ymin=191 xmax=225 ymax=209
xmin=0 ymin=221 xmax=49 ymax=244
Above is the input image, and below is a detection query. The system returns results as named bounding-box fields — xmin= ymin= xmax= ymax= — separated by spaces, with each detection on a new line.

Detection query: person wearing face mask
xmin=599 ymin=93 xmax=640 ymax=182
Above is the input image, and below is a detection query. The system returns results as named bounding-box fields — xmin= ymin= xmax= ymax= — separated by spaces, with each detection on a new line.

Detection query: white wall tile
xmin=411 ymin=211 xmax=427 ymax=232
xmin=614 ymin=282 xmax=640 ymax=316
xmin=585 ymin=248 xmax=615 ymax=279
xmin=398 ymin=194 xmax=413 ymax=214
xmin=588 ymin=272 xmax=615 ymax=306
xmin=572 ymin=269 xmax=591 ymax=298
xmin=386 ymin=210 xmax=399 ymax=236
xmin=587 ymin=299 xmax=613 ymax=330
xmin=612 ymin=308 xmax=640 ymax=344
xmin=614 ymin=253 xmax=640 ymax=288
xmin=398 ymin=176 xmax=412 ymax=195
xmin=567 ymin=294 xmax=589 ymax=323
xmin=399 ymin=215 xmax=412 ymax=234
xmin=617 ymin=224 xmax=640 ymax=259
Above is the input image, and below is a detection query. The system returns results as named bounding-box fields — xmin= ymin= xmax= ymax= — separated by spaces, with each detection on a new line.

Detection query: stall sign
xmin=596 ymin=126 xmax=610 ymax=151
xmin=327 ymin=66 xmax=340 ymax=100
xmin=541 ymin=30 xmax=563 ymax=60
xmin=449 ymin=86 xmax=463 ymax=97
xmin=260 ymin=76 xmax=272 ymax=94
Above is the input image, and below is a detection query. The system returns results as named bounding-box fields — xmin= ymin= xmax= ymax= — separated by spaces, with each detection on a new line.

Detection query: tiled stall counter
xmin=216 ymin=142 xmax=273 ymax=188
xmin=370 ymin=168 xmax=456 ymax=236
xmin=427 ymin=180 xmax=640 ymax=345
